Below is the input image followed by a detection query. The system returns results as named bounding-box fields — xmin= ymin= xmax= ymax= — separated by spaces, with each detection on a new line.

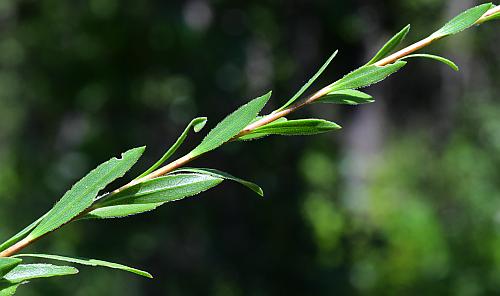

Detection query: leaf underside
xmin=2 ymin=264 xmax=78 ymax=283
xmin=172 ymin=168 xmax=264 ymax=196
xmin=14 ymin=254 xmax=152 ymax=278
xmin=317 ymin=89 xmax=374 ymax=105
xmin=238 ymin=119 xmax=341 ymax=141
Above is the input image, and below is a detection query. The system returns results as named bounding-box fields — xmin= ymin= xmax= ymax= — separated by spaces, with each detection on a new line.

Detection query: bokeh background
xmin=0 ymin=0 xmax=499 ymax=295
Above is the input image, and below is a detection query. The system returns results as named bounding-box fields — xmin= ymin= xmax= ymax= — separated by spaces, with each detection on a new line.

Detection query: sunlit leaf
xmin=173 ymin=168 xmax=264 ymax=196
xmin=14 ymin=254 xmax=152 ymax=278
xmin=28 ymin=147 xmax=145 ymax=240
xmin=238 ymin=119 xmax=341 ymax=141
xmin=431 ymin=3 xmax=493 ymax=38
xmin=328 ymin=61 xmax=406 ymax=91
xmin=401 ymin=53 xmax=459 ymax=71
xmin=84 ymin=203 xmax=164 ymax=219
xmin=277 ymin=50 xmax=338 ymax=111
xmin=136 ymin=117 xmax=207 ymax=179
xmin=2 ymin=264 xmax=78 ymax=283
xmin=316 ymin=89 xmax=374 ymax=105
xmin=190 ymin=92 xmax=271 ymax=157
xmin=95 ymin=173 xmax=223 ymax=207
xmin=0 ymin=258 xmax=22 ymax=278
xmin=366 ymin=24 xmax=410 ymax=65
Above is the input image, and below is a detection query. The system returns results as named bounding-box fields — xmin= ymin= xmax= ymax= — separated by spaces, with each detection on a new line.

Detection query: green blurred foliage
xmin=0 ymin=0 xmax=499 ymax=295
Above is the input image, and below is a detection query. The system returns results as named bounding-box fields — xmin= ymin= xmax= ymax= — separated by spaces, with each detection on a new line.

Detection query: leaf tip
xmin=193 ymin=117 xmax=208 ymax=132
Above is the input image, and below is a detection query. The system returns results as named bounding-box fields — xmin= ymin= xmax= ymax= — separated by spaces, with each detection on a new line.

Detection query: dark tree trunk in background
xmin=340 ymin=0 xmax=388 ymax=214
xmin=437 ymin=0 xmax=473 ymax=141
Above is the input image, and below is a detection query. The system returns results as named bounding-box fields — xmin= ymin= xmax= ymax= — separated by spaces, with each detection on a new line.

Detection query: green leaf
xmin=28 ymin=147 xmax=145 ymax=240
xmin=136 ymin=117 xmax=207 ymax=179
xmin=431 ymin=3 xmax=493 ymax=38
xmin=0 ymin=282 xmax=20 ymax=296
xmin=276 ymin=50 xmax=338 ymax=111
xmin=401 ymin=54 xmax=459 ymax=71
xmin=190 ymin=92 xmax=272 ymax=157
xmin=0 ymin=214 xmax=47 ymax=252
xmin=173 ymin=168 xmax=264 ymax=196
xmin=84 ymin=203 xmax=164 ymax=219
xmin=366 ymin=24 xmax=410 ymax=65
xmin=14 ymin=254 xmax=152 ymax=278
xmin=2 ymin=264 xmax=78 ymax=283
xmin=95 ymin=173 xmax=223 ymax=207
xmin=328 ymin=61 xmax=406 ymax=92
xmin=0 ymin=258 xmax=22 ymax=278
xmin=238 ymin=119 xmax=341 ymax=141
xmin=316 ymin=89 xmax=374 ymax=105
xmin=478 ymin=6 xmax=499 ymax=23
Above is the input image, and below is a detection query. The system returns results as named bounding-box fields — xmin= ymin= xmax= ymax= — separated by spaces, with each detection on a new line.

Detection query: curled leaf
xmin=401 ymin=53 xmax=459 ymax=71
xmin=136 ymin=117 xmax=207 ymax=179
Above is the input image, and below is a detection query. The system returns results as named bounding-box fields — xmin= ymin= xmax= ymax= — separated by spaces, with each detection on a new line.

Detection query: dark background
xmin=0 ymin=0 xmax=499 ymax=295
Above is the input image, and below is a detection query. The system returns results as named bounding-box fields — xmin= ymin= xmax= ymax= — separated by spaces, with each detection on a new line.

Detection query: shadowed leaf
xmin=14 ymin=254 xmax=152 ymax=278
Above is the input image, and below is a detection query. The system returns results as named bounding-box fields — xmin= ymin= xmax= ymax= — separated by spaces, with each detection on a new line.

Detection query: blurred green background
xmin=0 ymin=0 xmax=499 ymax=295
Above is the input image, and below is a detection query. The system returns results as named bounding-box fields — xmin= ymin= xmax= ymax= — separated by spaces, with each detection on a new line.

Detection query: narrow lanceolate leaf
xmin=430 ymin=3 xmax=493 ymax=38
xmin=95 ymin=173 xmax=223 ymax=207
xmin=136 ymin=117 xmax=207 ymax=179
xmin=0 ymin=214 xmax=47 ymax=252
xmin=0 ymin=258 xmax=22 ymax=278
xmin=277 ymin=50 xmax=338 ymax=111
xmin=84 ymin=203 xmax=164 ymax=219
xmin=238 ymin=119 xmax=341 ymax=141
xmin=173 ymin=168 xmax=264 ymax=197
xmin=328 ymin=61 xmax=406 ymax=92
xmin=190 ymin=92 xmax=272 ymax=157
xmin=401 ymin=54 xmax=459 ymax=71
xmin=316 ymin=89 xmax=374 ymax=105
xmin=28 ymin=147 xmax=145 ymax=240
xmin=14 ymin=254 xmax=152 ymax=278
xmin=2 ymin=264 xmax=78 ymax=283
xmin=366 ymin=24 xmax=410 ymax=65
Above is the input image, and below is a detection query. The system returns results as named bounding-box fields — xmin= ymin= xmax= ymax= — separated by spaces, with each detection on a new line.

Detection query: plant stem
xmin=0 ymin=5 xmax=497 ymax=258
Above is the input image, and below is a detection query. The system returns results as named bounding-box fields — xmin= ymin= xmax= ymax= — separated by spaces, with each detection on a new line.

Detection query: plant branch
xmin=0 ymin=5 xmax=497 ymax=258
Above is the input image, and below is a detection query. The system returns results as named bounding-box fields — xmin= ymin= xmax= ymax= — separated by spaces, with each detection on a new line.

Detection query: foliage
xmin=0 ymin=2 xmax=498 ymax=295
